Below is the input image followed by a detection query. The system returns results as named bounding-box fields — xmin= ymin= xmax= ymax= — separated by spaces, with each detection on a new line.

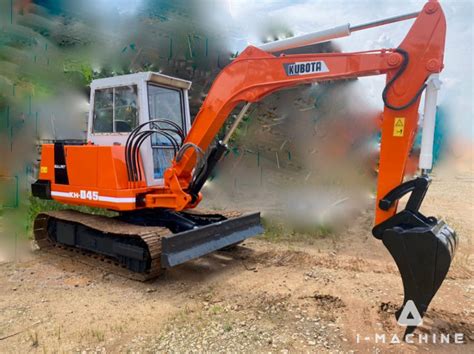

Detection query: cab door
xmin=146 ymin=83 xmax=186 ymax=180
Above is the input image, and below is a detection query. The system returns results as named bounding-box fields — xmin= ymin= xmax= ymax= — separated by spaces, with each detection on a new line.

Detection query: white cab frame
xmin=88 ymin=72 xmax=192 ymax=186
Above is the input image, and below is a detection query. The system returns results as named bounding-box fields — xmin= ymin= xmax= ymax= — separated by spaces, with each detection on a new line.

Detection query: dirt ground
xmin=0 ymin=152 xmax=473 ymax=353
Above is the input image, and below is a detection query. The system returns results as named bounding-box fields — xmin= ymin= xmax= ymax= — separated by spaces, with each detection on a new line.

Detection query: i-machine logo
xmin=397 ymin=300 xmax=423 ymax=327
xmin=284 ymin=61 xmax=329 ymax=76
xmin=355 ymin=301 xmax=465 ymax=345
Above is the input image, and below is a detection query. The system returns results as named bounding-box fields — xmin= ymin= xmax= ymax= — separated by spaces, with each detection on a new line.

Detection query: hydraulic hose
xmin=382 ymin=48 xmax=427 ymax=111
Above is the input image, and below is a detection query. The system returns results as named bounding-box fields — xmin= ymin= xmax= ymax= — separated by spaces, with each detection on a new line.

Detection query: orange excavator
xmin=32 ymin=1 xmax=456 ymax=333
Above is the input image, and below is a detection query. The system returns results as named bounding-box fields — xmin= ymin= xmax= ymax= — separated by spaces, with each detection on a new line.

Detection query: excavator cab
xmin=88 ymin=72 xmax=192 ymax=185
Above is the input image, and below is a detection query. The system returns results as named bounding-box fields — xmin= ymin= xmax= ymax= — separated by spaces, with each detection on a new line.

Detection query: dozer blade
xmin=382 ymin=220 xmax=457 ymax=334
xmin=161 ymin=212 xmax=263 ymax=267
xmin=372 ymin=176 xmax=458 ymax=335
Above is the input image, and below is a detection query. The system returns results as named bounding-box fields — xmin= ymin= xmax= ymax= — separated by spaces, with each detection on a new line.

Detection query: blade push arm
xmin=163 ymin=1 xmax=446 ymax=226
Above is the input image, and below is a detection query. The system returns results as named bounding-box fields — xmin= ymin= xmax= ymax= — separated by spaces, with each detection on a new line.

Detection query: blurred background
xmin=0 ymin=0 xmax=472 ymax=254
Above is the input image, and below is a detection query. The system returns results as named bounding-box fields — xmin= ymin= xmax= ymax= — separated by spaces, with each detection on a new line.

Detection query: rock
xmin=146 ymin=288 xmax=157 ymax=293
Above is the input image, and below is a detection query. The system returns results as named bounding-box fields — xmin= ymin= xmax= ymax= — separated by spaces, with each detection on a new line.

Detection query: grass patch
xmin=91 ymin=329 xmax=105 ymax=342
xmin=80 ymin=328 xmax=106 ymax=343
xmin=110 ymin=323 xmax=125 ymax=334
xmin=27 ymin=196 xmax=117 ymax=237
xmin=261 ymin=217 xmax=334 ymax=244
xmin=29 ymin=331 xmax=39 ymax=347
xmin=210 ymin=305 xmax=223 ymax=315
xmin=261 ymin=218 xmax=286 ymax=242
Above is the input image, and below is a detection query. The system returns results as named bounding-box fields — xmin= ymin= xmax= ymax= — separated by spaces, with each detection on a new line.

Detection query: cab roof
xmin=90 ymin=72 xmax=192 ymax=90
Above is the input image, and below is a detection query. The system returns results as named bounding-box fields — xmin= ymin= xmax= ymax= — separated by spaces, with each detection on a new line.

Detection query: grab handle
xmin=378 ymin=176 xmax=431 ymax=213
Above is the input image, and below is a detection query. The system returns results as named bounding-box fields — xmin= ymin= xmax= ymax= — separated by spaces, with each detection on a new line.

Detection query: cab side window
xmin=93 ymin=88 xmax=113 ymax=133
xmin=92 ymin=85 xmax=138 ymax=133
xmin=115 ymin=86 xmax=138 ymax=132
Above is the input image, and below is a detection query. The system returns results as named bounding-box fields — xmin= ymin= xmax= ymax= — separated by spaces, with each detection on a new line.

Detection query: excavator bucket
xmin=373 ymin=177 xmax=458 ymax=335
xmin=382 ymin=219 xmax=456 ymax=334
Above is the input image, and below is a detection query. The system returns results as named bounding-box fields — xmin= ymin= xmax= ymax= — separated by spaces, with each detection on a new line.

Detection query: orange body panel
xmin=39 ymin=144 xmax=147 ymax=211
xmin=66 ymin=146 xmax=98 ymax=187
xmin=38 ymin=143 xmax=187 ymax=211
xmin=65 ymin=145 xmax=129 ymax=190
xmin=38 ymin=145 xmax=55 ymax=181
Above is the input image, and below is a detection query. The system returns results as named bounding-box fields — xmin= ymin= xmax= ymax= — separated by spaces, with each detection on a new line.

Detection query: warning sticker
xmin=393 ymin=117 xmax=405 ymax=137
